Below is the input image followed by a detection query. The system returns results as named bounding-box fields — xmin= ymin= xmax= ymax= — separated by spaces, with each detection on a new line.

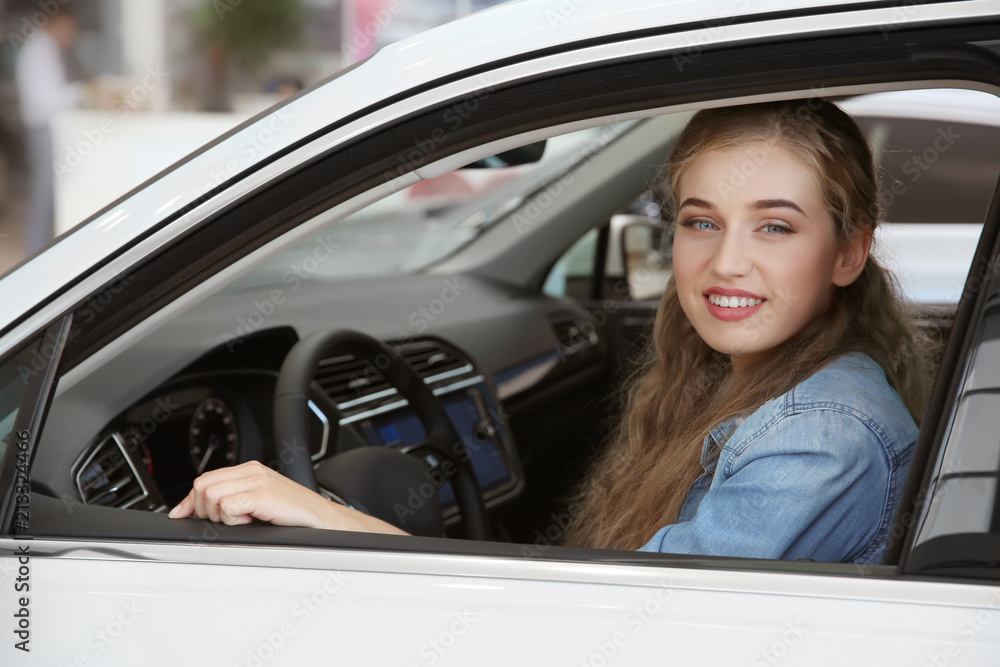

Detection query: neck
xmin=729 ymin=348 xmax=778 ymax=376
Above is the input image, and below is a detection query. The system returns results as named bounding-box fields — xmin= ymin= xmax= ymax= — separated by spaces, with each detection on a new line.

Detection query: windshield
xmin=226 ymin=122 xmax=634 ymax=290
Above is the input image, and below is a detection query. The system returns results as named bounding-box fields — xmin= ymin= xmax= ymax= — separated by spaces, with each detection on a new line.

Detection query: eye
xmin=680 ymin=218 xmax=717 ymax=231
xmin=761 ymin=221 xmax=793 ymax=234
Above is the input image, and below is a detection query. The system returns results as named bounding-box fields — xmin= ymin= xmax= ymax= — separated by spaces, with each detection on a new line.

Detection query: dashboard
xmin=71 ymin=335 xmax=525 ymax=522
xmin=40 ymin=271 xmax=615 ymax=542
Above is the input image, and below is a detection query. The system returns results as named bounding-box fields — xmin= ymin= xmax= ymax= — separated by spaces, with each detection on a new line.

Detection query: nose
xmin=709 ymin=227 xmax=752 ymax=278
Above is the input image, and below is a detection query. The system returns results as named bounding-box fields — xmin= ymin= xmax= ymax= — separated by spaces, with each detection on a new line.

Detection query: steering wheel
xmin=273 ymin=329 xmax=491 ymax=541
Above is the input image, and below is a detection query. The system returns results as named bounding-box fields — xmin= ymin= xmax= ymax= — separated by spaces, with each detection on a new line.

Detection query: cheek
xmin=670 ymin=236 xmax=700 ymax=288
xmin=759 ymin=244 xmax=837 ymax=309
xmin=670 ymin=254 xmax=702 ymax=320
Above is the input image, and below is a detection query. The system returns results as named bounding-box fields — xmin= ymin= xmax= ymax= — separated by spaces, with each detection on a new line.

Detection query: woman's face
xmin=671 ymin=142 xmax=868 ymax=372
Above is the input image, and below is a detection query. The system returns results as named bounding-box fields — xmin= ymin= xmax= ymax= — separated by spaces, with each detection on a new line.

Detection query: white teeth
xmin=708 ymin=294 xmax=762 ymax=308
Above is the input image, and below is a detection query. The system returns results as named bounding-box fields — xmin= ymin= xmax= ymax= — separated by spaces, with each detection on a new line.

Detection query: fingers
xmin=167 ymin=460 xmax=408 ymax=535
xmin=169 ymin=461 xmax=274 ymax=524
xmin=217 ymin=493 xmax=258 ymax=526
xmin=167 ymin=493 xmax=194 ymax=519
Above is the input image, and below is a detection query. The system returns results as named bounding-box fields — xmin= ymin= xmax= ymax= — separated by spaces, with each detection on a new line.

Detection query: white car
xmin=3 ymin=1 xmax=1000 ymax=664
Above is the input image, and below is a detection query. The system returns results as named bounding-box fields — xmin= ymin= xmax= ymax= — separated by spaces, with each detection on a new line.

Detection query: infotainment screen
xmin=358 ymin=389 xmax=511 ymax=506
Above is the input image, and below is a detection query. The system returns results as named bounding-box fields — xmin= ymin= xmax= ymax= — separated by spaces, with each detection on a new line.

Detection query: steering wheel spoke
xmin=274 ymin=329 xmax=490 ymax=540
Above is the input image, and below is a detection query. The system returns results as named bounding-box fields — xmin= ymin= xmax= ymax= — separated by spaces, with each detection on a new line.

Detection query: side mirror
xmin=616 ymin=216 xmax=673 ymax=301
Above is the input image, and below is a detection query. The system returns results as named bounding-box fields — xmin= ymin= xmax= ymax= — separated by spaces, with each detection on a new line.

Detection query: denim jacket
xmin=637 ymin=352 xmax=918 ymax=564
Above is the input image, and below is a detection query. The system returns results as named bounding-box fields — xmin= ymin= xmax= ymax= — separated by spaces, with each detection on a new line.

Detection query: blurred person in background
xmin=274 ymin=75 xmax=304 ymax=101
xmin=15 ymin=4 xmax=83 ymax=255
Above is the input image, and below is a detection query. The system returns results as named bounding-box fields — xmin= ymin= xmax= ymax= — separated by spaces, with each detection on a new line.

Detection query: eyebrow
xmin=751 ymin=198 xmax=807 ymax=217
xmin=678 ymin=197 xmax=808 ymax=217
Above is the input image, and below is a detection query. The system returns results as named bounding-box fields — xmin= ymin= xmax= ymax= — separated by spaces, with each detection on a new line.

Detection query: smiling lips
xmin=704 ymin=288 xmax=765 ymax=321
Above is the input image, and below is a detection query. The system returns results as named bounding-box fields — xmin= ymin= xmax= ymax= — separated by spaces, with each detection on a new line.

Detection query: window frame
xmin=4 ymin=18 xmax=1000 ymax=581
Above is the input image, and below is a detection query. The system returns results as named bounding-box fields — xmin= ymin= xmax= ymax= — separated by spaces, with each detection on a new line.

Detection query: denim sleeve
xmin=637 ymin=408 xmax=891 ymax=562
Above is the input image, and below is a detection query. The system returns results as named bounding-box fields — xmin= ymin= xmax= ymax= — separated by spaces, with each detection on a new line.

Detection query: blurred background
xmin=0 ymin=0 xmax=505 ymax=274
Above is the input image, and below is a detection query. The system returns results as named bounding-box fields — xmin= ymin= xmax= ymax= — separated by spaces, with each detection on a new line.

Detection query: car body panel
xmin=3 ymin=537 xmax=999 ymax=665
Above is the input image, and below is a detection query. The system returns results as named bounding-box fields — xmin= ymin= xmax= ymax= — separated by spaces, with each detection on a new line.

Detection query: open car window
xmin=23 ymin=86 xmax=994 ymax=569
xmin=0 ymin=5 xmax=993 ymax=590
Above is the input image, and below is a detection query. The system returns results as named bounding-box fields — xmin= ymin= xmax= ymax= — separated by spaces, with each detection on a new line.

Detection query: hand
xmin=168 ymin=461 xmax=407 ymax=535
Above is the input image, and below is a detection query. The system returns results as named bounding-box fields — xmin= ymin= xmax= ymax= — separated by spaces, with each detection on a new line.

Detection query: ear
xmin=832 ymin=228 xmax=872 ymax=287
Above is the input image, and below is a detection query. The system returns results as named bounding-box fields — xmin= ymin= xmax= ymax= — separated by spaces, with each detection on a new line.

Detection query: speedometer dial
xmin=188 ymin=397 xmax=239 ymax=474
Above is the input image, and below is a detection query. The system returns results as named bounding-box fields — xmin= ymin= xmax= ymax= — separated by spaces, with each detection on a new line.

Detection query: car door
xmin=3 ymin=2 xmax=1000 ymax=665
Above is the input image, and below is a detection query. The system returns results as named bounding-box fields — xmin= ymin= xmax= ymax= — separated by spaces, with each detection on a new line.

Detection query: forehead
xmin=677 ymin=142 xmax=825 ymax=203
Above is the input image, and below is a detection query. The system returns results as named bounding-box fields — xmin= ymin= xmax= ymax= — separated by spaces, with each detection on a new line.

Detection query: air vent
xmin=75 ymin=433 xmax=149 ymax=509
xmin=401 ymin=343 xmax=466 ymax=378
xmin=314 ymin=339 xmax=475 ymax=412
xmin=314 ymin=353 xmax=394 ymax=406
xmin=550 ymin=313 xmax=599 ymax=356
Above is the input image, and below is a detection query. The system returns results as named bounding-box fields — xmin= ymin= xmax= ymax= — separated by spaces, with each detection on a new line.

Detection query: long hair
xmin=563 ymin=100 xmax=936 ymax=551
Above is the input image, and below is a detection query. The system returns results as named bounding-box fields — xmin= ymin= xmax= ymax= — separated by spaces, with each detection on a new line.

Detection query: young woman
xmin=170 ymin=99 xmax=934 ymax=564
xmin=562 ymin=99 xmax=934 ymax=563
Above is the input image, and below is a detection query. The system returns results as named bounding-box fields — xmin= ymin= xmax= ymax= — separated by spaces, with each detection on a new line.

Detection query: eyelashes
xmin=678 ymin=218 xmax=795 ymax=234
xmin=679 ymin=218 xmax=717 ymax=231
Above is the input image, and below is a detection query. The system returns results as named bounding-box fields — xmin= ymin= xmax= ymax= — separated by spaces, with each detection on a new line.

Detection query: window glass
xmin=856 ymin=118 xmax=1000 ymax=224
xmin=911 ymin=299 xmax=1000 ymax=568
xmin=0 ymin=339 xmax=42 ymax=461
xmin=543 ymin=228 xmax=598 ymax=299
xmin=226 ymin=124 xmax=627 ymax=291
xmin=849 ymin=89 xmax=1000 ymax=305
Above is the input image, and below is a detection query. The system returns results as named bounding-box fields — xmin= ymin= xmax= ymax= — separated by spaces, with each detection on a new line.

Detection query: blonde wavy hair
xmin=563 ymin=100 xmax=936 ymax=551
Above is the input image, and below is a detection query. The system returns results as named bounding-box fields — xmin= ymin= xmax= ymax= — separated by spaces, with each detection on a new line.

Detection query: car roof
xmin=0 ymin=0 xmax=992 ymax=346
